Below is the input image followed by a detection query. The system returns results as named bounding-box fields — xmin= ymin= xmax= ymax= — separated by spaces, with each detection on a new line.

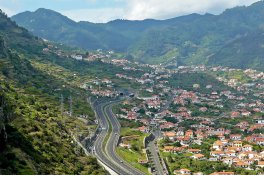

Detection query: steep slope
xmin=11 ymin=8 xmax=104 ymax=49
xmin=12 ymin=8 xmax=135 ymax=51
xmin=129 ymin=1 xmax=264 ymax=66
xmin=11 ymin=8 xmax=167 ymax=53
xmin=0 ymin=10 xmax=107 ymax=175
xmin=11 ymin=1 xmax=264 ymax=70
xmin=208 ymin=31 xmax=264 ymax=70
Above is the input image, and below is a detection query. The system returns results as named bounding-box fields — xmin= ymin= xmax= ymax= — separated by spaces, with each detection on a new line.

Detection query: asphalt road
xmin=147 ymin=130 xmax=165 ymax=175
xmin=92 ymin=100 xmax=146 ymax=175
xmin=93 ymin=101 xmax=129 ymax=175
xmin=158 ymin=92 xmax=175 ymax=113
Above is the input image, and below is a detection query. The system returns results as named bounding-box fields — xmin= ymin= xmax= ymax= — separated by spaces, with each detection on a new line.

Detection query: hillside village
xmin=43 ymin=43 xmax=264 ymax=174
xmin=3 ymin=2 xmax=264 ymax=175
xmin=106 ymin=61 xmax=263 ymax=174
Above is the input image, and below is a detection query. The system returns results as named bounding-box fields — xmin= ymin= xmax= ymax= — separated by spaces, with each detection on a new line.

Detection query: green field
xmin=117 ymin=127 xmax=150 ymax=175
xmin=116 ymin=147 xmax=150 ymax=175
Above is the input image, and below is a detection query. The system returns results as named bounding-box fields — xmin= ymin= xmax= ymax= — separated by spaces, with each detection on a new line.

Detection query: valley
xmin=0 ymin=1 xmax=264 ymax=175
xmin=12 ymin=1 xmax=264 ymax=70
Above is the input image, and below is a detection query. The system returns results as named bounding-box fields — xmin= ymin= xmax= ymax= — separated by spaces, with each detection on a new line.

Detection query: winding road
xmin=92 ymin=99 xmax=146 ymax=175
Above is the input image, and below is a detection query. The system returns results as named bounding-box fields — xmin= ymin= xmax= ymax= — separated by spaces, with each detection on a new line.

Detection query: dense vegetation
xmin=0 ymin=10 xmax=107 ymax=175
xmin=0 ymin=81 xmax=106 ymax=175
xmin=117 ymin=127 xmax=150 ymax=174
xmin=12 ymin=1 xmax=264 ymax=70
xmin=167 ymin=73 xmax=231 ymax=93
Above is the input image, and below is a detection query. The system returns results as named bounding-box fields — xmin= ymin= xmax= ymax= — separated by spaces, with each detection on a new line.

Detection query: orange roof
xmin=192 ymin=154 xmax=204 ymax=158
xmin=226 ymin=147 xmax=237 ymax=151
xmin=186 ymin=129 xmax=193 ymax=133
xmin=188 ymin=149 xmax=201 ymax=152
xmin=211 ymin=151 xmax=224 ymax=154
xmin=258 ymin=161 xmax=264 ymax=165
xmin=214 ymin=140 xmax=224 ymax=146
xmin=243 ymin=144 xmax=253 ymax=147
xmin=235 ymin=161 xmax=249 ymax=166
xmin=233 ymin=141 xmax=242 ymax=144
xmin=164 ymin=132 xmax=176 ymax=137
xmin=164 ymin=146 xmax=174 ymax=150
xmin=210 ymin=172 xmax=234 ymax=175
xmin=225 ymin=151 xmax=236 ymax=154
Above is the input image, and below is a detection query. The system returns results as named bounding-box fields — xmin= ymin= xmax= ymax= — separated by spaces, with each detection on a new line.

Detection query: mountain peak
xmin=34 ymin=8 xmax=61 ymax=15
xmin=12 ymin=8 xmax=75 ymax=29
xmin=10 ymin=1 xmax=264 ymax=70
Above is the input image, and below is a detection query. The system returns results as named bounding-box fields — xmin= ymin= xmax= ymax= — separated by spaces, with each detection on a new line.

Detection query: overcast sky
xmin=0 ymin=0 xmax=260 ymax=23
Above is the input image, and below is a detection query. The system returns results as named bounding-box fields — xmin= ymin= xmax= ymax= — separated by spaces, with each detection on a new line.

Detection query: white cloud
xmin=61 ymin=0 xmax=259 ymax=22
xmin=0 ymin=0 xmax=21 ymax=17
xmin=0 ymin=6 xmax=16 ymax=17
xmin=60 ymin=8 xmax=125 ymax=23
xmin=124 ymin=0 xmax=260 ymax=20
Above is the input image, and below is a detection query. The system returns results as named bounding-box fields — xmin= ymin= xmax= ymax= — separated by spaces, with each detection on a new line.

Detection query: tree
xmin=173 ymin=141 xmax=181 ymax=147
xmin=0 ymin=91 xmax=16 ymax=152
xmin=0 ymin=94 xmax=7 ymax=152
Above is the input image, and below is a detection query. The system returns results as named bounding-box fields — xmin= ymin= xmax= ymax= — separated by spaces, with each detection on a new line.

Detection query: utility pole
xmin=69 ymin=96 xmax=73 ymax=117
xmin=60 ymin=94 xmax=64 ymax=115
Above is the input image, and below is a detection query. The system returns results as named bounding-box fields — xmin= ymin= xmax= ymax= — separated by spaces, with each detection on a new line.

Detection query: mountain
xmin=11 ymin=8 xmax=138 ymax=51
xmin=12 ymin=1 xmax=264 ymax=70
xmin=208 ymin=31 xmax=264 ymax=70
xmin=0 ymin=10 xmax=107 ymax=175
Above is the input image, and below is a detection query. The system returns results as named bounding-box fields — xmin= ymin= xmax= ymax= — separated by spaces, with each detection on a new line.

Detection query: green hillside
xmin=207 ymin=31 xmax=264 ymax=70
xmin=11 ymin=1 xmax=264 ymax=70
xmin=0 ymin=10 xmax=107 ymax=175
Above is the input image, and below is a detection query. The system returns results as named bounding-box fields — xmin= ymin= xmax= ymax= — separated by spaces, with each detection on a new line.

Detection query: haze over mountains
xmin=12 ymin=1 xmax=264 ymax=70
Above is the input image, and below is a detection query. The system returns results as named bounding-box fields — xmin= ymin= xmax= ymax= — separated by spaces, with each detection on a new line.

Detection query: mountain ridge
xmin=11 ymin=1 xmax=264 ymax=70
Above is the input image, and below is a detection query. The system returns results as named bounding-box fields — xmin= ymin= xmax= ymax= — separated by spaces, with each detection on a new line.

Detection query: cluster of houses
xmin=210 ymin=140 xmax=264 ymax=168
xmin=174 ymin=169 xmax=235 ymax=175
xmin=161 ymin=123 xmax=264 ymax=171
xmin=116 ymin=73 xmax=155 ymax=85
xmin=213 ymin=68 xmax=264 ymax=99
xmin=80 ymin=78 xmax=119 ymax=97
xmin=43 ymin=42 xmax=116 ymax=61
xmin=72 ymin=56 xmax=263 ymax=174
xmin=90 ymin=89 xmax=116 ymax=97
xmin=112 ymin=63 xmax=263 ymax=174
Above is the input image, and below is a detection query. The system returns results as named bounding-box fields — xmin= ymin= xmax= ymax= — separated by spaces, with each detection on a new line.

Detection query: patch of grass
xmin=212 ymin=70 xmax=252 ymax=84
xmin=117 ymin=128 xmax=150 ymax=174
xmin=116 ymin=147 xmax=150 ymax=175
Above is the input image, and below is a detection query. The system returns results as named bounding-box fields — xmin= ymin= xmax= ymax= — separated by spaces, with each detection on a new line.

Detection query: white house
xmin=174 ymin=169 xmax=191 ymax=175
xmin=71 ymin=54 xmax=83 ymax=60
xmin=242 ymin=145 xmax=253 ymax=152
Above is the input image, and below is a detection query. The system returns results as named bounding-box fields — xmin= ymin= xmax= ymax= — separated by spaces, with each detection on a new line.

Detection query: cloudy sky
xmin=0 ymin=0 xmax=260 ymax=22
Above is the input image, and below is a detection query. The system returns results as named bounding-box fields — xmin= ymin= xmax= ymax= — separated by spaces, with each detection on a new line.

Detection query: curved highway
xmin=92 ymin=99 xmax=146 ymax=175
xmin=93 ymin=101 xmax=128 ymax=175
xmin=104 ymin=103 xmax=145 ymax=175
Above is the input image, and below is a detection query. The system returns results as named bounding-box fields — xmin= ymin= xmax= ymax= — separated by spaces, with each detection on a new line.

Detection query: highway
xmin=92 ymin=99 xmax=146 ymax=175
xmin=93 ymin=101 xmax=128 ymax=175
